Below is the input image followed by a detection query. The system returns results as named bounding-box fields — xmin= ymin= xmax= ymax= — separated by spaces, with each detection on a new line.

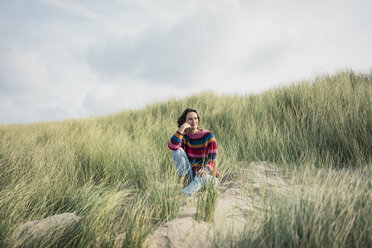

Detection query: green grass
xmin=196 ymin=179 xmax=219 ymax=223
xmin=0 ymin=70 xmax=371 ymax=247
xmin=211 ymin=165 xmax=372 ymax=248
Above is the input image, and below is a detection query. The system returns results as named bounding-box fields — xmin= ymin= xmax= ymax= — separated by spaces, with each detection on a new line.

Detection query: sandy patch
xmin=144 ymin=162 xmax=293 ymax=248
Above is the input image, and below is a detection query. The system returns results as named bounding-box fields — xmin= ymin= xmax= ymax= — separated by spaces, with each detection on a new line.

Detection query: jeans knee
xmin=203 ymin=175 xmax=219 ymax=187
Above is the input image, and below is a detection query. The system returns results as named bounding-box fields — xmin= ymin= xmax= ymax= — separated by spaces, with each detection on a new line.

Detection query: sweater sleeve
xmin=205 ymin=133 xmax=219 ymax=177
xmin=168 ymin=131 xmax=184 ymax=151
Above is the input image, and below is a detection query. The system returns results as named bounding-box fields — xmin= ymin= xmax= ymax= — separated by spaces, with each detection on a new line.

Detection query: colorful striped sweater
xmin=168 ymin=129 xmax=219 ymax=177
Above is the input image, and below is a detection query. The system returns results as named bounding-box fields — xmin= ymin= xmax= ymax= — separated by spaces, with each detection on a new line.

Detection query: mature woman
xmin=168 ymin=108 xmax=219 ymax=196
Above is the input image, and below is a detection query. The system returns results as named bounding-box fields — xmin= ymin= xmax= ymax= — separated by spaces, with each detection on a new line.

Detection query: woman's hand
xmin=178 ymin=122 xmax=191 ymax=134
xmin=195 ymin=168 xmax=209 ymax=177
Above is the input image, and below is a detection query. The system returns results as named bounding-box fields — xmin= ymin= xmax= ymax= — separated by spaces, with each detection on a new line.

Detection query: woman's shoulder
xmin=185 ymin=129 xmax=215 ymax=139
xmin=202 ymin=129 xmax=215 ymax=136
xmin=201 ymin=129 xmax=215 ymax=135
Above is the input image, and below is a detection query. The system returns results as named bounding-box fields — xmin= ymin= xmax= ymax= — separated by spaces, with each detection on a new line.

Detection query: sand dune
xmin=144 ymin=162 xmax=294 ymax=248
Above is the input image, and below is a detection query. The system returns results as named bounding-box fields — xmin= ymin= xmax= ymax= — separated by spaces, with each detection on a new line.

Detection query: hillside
xmin=0 ymin=70 xmax=371 ymax=247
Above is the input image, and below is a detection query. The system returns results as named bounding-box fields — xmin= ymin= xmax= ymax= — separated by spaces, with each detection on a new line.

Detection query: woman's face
xmin=186 ymin=112 xmax=199 ymax=130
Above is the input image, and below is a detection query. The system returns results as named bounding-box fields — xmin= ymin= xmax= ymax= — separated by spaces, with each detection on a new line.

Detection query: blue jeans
xmin=172 ymin=148 xmax=219 ymax=196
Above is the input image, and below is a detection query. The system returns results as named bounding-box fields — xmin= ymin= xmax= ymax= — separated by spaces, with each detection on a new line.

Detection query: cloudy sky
xmin=0 ymin=0 xmax=371 ymax=124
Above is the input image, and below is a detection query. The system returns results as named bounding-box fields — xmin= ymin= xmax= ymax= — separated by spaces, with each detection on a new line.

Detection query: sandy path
xmin=144 ymin=162 xmax=293 ymax=248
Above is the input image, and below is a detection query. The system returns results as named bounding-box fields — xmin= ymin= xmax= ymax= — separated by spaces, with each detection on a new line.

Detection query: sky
xmin=0 ymin=0 xmax=371 ymax=125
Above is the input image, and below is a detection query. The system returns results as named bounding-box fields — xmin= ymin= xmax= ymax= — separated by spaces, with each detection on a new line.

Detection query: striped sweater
xmin=168 ymin=129 xmax=219 ymax=177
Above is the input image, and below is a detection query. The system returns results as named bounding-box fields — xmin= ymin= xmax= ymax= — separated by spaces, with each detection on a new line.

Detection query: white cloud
xmin=81 ymin=80 xmax=195 ymax=116
xmin=0 ymin=49 xmax=50 ymax=95
xmin=0 ymin=0 xmax=371 ymax=124
xmin=38 ymin=0 xmax=106 ymax=22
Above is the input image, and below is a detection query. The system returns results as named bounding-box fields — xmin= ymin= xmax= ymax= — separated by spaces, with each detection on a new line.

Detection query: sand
xmin=144 ymin=162 xmax=294 ymax=248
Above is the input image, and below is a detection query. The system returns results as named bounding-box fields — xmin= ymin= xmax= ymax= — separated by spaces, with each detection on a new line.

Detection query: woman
xmin=168 ymin=108 xmax=219 ymax=196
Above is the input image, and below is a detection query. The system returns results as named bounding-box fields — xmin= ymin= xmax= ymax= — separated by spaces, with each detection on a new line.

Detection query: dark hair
xmin=177 ymin=108 xmax=201 ymax=128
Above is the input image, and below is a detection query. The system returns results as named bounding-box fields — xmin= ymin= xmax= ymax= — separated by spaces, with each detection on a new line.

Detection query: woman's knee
xmin=202 ymin=175 xmax=219 ymax=187
xmin=172 ymin=148 xmax=191 ymax=177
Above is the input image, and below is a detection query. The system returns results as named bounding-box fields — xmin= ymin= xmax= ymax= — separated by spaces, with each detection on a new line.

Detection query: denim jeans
xmin=172 ymin=148 xmax=219 ymax=196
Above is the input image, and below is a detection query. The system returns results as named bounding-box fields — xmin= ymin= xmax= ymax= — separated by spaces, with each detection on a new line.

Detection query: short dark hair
xmin=177 ymin=108 xmax=201 ymax=128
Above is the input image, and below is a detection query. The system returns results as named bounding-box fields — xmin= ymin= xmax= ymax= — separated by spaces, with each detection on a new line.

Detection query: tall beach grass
xmin=211 ymin=165 xmax=372 ymax=248
xmin=0 ymin=70 xmax=371 ymax=247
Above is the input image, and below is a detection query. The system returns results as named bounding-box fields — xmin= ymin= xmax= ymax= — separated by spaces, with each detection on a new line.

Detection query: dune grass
xmin=0 ymin=70 xmax=371 ymax=247
xmin=196 ymin=178 xmax=219 ymax=223
xmin=211 ymin=165 xmax=372 ymax=248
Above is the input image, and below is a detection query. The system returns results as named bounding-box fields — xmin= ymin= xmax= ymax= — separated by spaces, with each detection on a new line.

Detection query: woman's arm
xmin=178 ymin=123 xmax=191 ymax=134
xmin=168 ymin=123 xmax=191 ymax=150
xmin=206 ymin=133 xmax=219 ymax=177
